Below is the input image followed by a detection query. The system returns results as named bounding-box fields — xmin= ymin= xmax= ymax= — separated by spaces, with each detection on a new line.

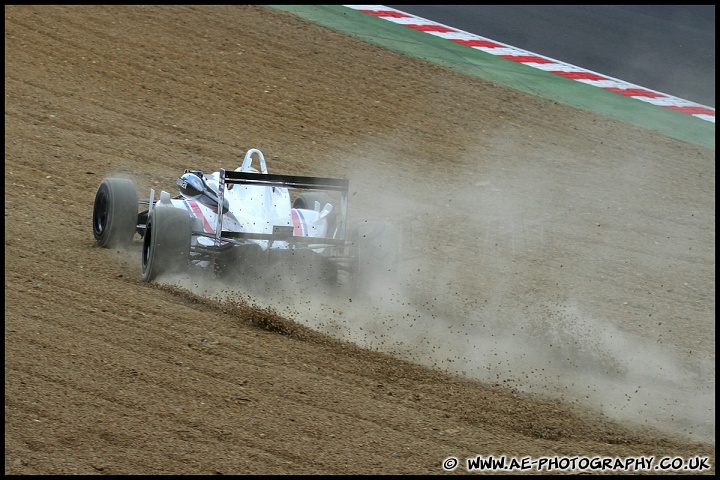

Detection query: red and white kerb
xmin=345 ymin=5 xmax=715 ymax=123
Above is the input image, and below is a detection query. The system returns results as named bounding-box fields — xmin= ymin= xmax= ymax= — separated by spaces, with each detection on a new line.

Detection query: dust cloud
xmin=149 ymin=137 xmax=714 ymax=446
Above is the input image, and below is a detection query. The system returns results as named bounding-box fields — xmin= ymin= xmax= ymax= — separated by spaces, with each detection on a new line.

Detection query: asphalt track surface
xmin=386 ymin=5 xmax=715 ymax=109
xmin=272 ymin=5 xmax=714 ymax=150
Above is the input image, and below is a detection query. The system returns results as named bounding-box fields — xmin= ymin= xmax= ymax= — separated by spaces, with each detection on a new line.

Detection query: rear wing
xmin=214 ymin=168 xmax=350 ymax=246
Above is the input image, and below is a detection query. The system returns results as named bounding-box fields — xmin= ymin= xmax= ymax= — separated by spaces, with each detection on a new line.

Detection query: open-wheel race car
xmin=92 ymin=148 xmax=399 ymax=293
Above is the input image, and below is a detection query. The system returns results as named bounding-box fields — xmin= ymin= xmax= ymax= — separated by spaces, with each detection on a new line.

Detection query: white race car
xmin=92 ymin=148 xmax=399 ymax=293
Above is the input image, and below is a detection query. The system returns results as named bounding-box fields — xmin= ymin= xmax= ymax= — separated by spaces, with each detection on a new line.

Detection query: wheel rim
xmin=141 ymin=221 xmax=152 ymax=273
xmin=93 ymin=191 xmax=109 ymax=237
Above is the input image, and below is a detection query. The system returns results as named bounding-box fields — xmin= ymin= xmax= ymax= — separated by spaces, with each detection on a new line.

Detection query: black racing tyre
xmin=141 ymin=206 xmax=193 ymax=283
xmin=93 ymin=178 xmax=139 ymax=249
xmin=293 ymin=192 xmax=332 ymax=210
xmin=293 ymin=192 xmax=337 ymax=237
xmin=350 ymin=220 xmax=399 ymax=292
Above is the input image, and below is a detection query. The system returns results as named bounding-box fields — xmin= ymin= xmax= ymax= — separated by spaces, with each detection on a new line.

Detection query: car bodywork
xmin=93 ymin=148 xmax=399 ymax=292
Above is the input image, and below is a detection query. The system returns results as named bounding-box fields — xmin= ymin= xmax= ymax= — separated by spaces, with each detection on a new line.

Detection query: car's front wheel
xmin=141 ymin=207 xmax=193 ymax=283
xmin=92 ymin=178 xmax=138 ymax=249
xmin=294 ymin=192 xmax=337 ymax=237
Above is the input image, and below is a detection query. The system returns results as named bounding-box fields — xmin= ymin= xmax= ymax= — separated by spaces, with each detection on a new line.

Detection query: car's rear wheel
xmin=93 ymin=178 xmax=138 ymax=249
xmin=350 ymin=220 xmax=399 ymax=293
xmin=141 ymin=207 xmax=193 ymax=283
